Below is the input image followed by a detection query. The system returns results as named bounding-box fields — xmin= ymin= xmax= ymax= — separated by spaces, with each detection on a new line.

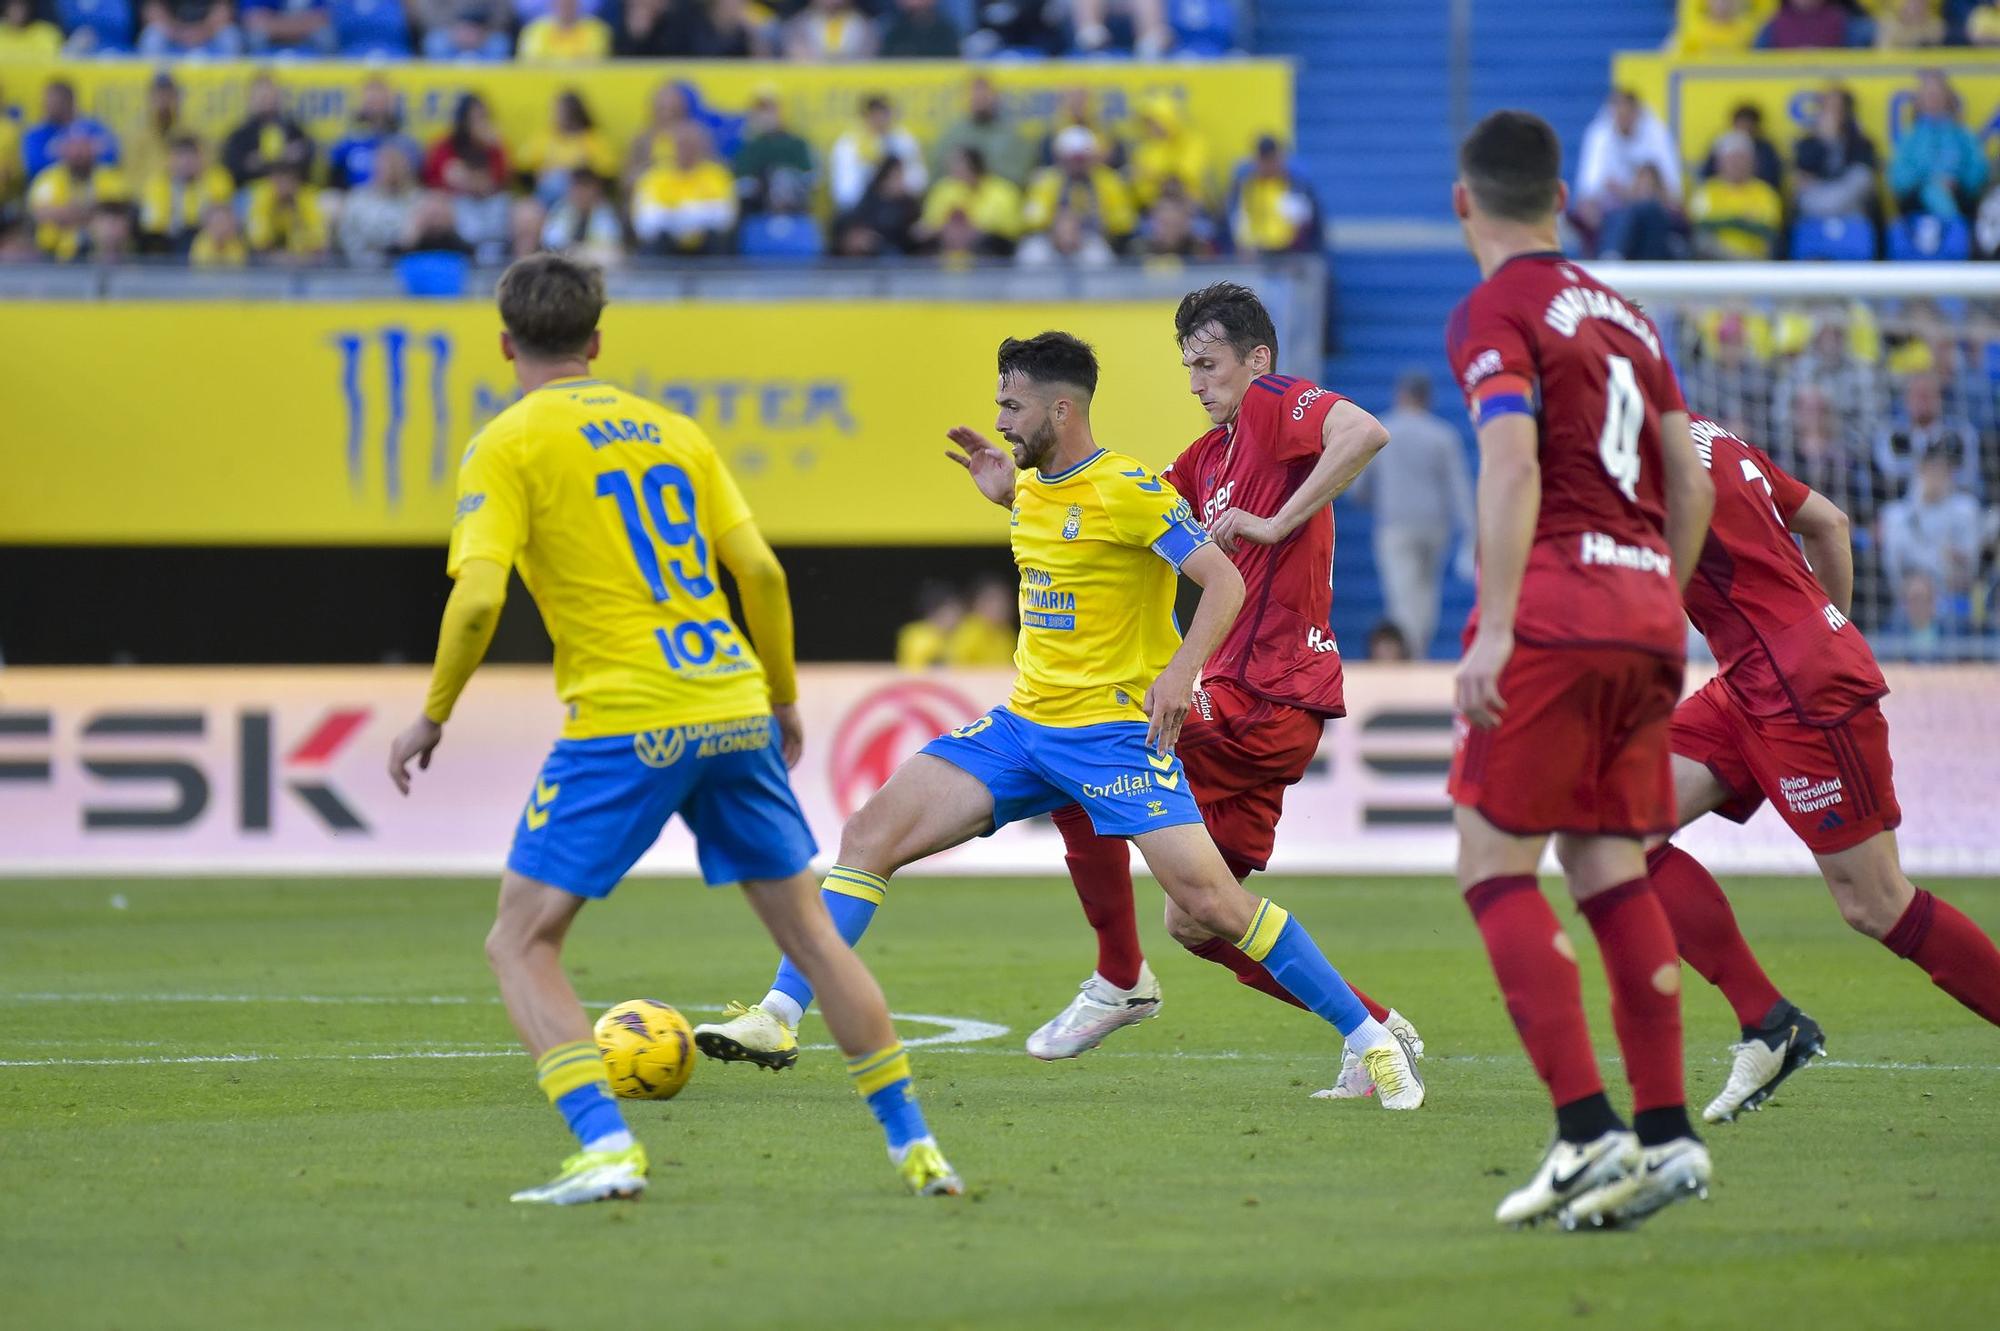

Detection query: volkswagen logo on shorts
xmin=634 ymin=728 xmax=686 ymax=768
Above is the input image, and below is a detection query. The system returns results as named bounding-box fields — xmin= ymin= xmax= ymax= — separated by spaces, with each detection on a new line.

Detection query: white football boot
xmin=1560 ymin=1137 xmax=1712 ymax=1230
xmin=1313 ymin=1009 xmax=1426 ymax=1100
xmin=1494 ymin=1129 xmax=1640 ymax=1227
xmin=1704 ymin=1008 xmax=1826 ymax=1123
xmin=1025 ymin=963 xmax=1162 ymax=1060
xmin=1357 ymin=1029 xmax=1425 ymax=1110
xmin=692 ymin=1001 xmax=799 ymax=1071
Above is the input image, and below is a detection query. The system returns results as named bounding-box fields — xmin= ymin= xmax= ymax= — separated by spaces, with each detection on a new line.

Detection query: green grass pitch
xmin=3 ymin=874 xmax=1997 ymax=1331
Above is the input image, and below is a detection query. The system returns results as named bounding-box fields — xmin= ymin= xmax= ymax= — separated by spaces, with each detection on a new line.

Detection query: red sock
xmin=1646 ymin=843 xmax=1785 ymax=1028
xmin=1052 ymin=803 xmax=1144 ymax=990
xmin=1465 ymin=875 xmax=1604 ymax=1108
xmin=1577 ymin=878 xmax=1685 ymax=1115
xmin=1185 ymin=936 xmax=1306 ymax=1010
xmin=1883 ymin=889 xmax=2000 ymax=1027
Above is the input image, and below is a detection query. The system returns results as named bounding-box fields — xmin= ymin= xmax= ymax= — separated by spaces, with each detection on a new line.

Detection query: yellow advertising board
xmin=0 ymin=299 xmax=1208 ymax=544
xmin=0 ymin=57 xmax=1291 ymax=186
xmin=1612 ymin=50 xmax=2000 ymax=183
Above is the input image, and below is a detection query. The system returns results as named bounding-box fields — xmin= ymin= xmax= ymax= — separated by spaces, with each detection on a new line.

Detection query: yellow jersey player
xmin=695 ymin=332 xmax=1424 ymax=1106
xmin=386 ymin=254 xmax=962 ymax=1205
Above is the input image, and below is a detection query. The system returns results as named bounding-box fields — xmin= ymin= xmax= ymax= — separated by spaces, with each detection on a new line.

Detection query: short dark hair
xmin=1174 ymin=281 xmax=1278 ymax=363
xmin=1458 ymin=109 xmax=1563 ymax=223
xmin=497 ymin=253 xmax=606 ymax=359
xmin=997 ymin=331 xmax=1097 ymax=396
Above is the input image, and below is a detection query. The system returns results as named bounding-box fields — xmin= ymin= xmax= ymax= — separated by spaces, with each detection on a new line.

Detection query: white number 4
xmin=1597 ymin=355 xmax=1643 ymax=503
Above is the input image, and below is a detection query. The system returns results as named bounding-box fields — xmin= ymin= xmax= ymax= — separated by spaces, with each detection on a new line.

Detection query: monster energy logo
xmin=330 ymin=328 xmax=455 ymax=507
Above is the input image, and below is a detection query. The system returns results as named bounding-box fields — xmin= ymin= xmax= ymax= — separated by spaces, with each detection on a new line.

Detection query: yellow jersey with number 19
xmin=448 ymin=376 xmax=770 ymax=739
xmin=1007 ymin=448 xmax=1211 ymax=728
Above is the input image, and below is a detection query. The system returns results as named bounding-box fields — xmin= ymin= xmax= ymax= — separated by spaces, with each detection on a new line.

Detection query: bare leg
xmin=486 ymin=869 xmax=593 ymax=1059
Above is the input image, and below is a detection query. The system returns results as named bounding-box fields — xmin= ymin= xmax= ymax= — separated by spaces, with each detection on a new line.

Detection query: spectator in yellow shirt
xmin=1228 ymin=135 xmax=1322 ymax=254
xmin=1875 ymin=0 xmax=1943 ymax=48
xmin=139 ymin=134 xmax=236 ymax=255
xmin=245 ymin=161 xmax=329 ymax=260
xmin=1690 ymin=131 xmax=1783 ymax=259
xmin=1971 ymin=0 xmax=2000 ymax=44
xmin=1674 ymin=0 xmax=1762 ymax=54
xmin=894 ymin=581 xmax=963 ymax=671
xmin=190 ymin=201 xmax=249 ymax=267
xmin=1128 ymin=94 xmax=1208 ymax=210
xmin=519 ymin=0 xmax=612 ymax=62
xmin=631 ymin=122 xmax=738 ymax=254
xmin=28 ymin=131 xmax=129 ymax=262
xmin=1023 ymin=126 xmax=1136 ymax=244
xmin=0 ymin=0 xmax=61 ymax=56
xmin=915 ymin=146 xmax=1023 ymax=254
xmin=520 ymin=90 xmax=621 ymax=207
xmin=945 ymin=577 xmax=1017 ymax=668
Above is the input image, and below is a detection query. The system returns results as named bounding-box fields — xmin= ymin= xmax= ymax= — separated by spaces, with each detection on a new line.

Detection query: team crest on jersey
xmin=1062 ymin=503 xmax=1084 ymax=540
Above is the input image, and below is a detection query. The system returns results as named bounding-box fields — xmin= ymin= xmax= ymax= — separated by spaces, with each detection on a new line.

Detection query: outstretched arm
xmin=1658 ymin=410 xmax=1715 ymax=593
xmin=717 ymin=520 xmax=805 ymax=768
xmin=1145 ymin=542 xmax=1243 ymax=754
xmin=1209 ymin=400 xmax=1390 ymax=554
xmin=391 ymin=558 xmax=508 ymax=794
xmin=1790 ymin=489 xmax=1855 ymax=617
xmin=1456 ymin=414 xmax=1538 ymax=729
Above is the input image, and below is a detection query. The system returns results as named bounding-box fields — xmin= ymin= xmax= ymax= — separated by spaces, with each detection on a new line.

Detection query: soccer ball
xmin=593 ymin=999 xmax=696 ymax=1100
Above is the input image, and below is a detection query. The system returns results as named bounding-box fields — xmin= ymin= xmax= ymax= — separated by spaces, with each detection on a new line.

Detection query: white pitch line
xmin=4 ymin=1047 xmax=1998 ymax=1073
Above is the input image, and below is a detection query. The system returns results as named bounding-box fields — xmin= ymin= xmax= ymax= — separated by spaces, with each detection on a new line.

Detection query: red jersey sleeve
xmin=1447 ymin=291 xmax=1537 ymax=428
xmin=1162 ymin=440 xmax=1199 ymax=506
xmin=1749 ymin=443 xmax=1811 ymax=521
xmin=1645 ymin=316 xmax=1687 ymax=414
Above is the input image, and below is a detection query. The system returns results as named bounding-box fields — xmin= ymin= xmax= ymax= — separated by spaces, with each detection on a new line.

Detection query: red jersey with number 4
xmin=1446 ymin=252 xmax=1686 ymax=658
xmin=1686 ymin=416 xmax=1888 ymax=724
xmin=1164 ymin=373 xmax=1347 ymax=717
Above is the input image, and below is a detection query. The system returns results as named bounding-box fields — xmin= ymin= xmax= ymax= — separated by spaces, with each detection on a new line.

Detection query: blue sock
xmin=536 ymin=1040 xmax=629 ymax=1148
xmin=1237 ymin=901 xmax=1370 ymax=1037
xmin=769 ymin=866 xmax=888 ymax=1015
xmin=847 ymin=1042 xmax=930 ymax=1151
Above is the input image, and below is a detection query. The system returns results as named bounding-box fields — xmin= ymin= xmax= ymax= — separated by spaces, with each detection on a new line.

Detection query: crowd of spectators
xmin=0 ymin=68 xmax=1322 ymax=267
xmin=1676 ymin=0 xmax=2000 ymax=52
xmin=1667 ymin=298 xmax=2000 ymax=649
xmin=0 ymin=0 xmax=1244 ymax=60
xmin=1573 ymin=68 xmax=1999 ymax=263
xmin=894 ymin=575 xmax=1014 ymax=670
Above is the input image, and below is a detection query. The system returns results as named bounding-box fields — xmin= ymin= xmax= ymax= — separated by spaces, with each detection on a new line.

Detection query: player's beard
xmin=1008 ymin=416 xmax=1059 ymax=472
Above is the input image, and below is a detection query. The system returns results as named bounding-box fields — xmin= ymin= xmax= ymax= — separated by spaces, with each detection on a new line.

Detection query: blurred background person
xmin=631 ymin=122 xmax=737 ymax=255
xmin=1352 ymin=369 xmax=1474 ymax=659
xmin=541 ymin=168 xmax=626 ymax=268
xmin=138 ymin=133 xmax=233 ymax=258
xmin=948 ymin=575 xmax=1017 ymax=666
xmin=830 ymin=94 xmax=926 ymax=214
xmin=895 ymin=580 xmax=964 ymax=670
xmin=337 ymin=140 xmax=423 ymax=266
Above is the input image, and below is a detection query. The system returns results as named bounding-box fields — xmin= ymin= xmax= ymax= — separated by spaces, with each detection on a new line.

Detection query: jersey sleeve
xmin=1103 ymin=465 xmax=1210 ymax=571
xmin=446 ymin=418 xmax=529 ymax=577
xmin=1749 ymin=442 xmax=1811 ymax=521
xmin=698 ymin=434 xmax=755 ymax=540
xmin=1447 ymin=291 xmax=1537 ymax=428
xmin=1161 ymin=441 xmax=1199 ymax=506
xmin=1645 ymin=316 xmax=1688 ymax=415
xmin=1264 ymin=378 xmax=1343 ymax=463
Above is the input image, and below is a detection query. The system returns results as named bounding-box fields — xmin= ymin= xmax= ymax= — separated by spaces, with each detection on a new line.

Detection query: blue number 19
xmin=594 ymin=465 xmax=716 ymax=603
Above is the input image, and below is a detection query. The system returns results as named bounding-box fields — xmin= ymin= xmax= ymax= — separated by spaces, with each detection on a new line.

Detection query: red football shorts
xmin=1450 ymin=644 xmax=1682 ymax=839
xmin=1671 ymin=676 xmax=1900 ymax=855
xmin=1176 ymin=679 xmax=1327 ymax=879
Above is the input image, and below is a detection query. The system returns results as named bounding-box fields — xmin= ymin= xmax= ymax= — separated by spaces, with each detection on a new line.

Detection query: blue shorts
xmin=507 ymin=716 xmax=819 ymax=897
xmin=919 ymin=707 xmax=1203 ymax=838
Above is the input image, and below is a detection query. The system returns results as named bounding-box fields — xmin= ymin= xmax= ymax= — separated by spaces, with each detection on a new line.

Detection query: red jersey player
xmin=946 ymin=284 xmax=1424 ymax=1105
xmin=1446 ymin=111 xmax=1716 ymax=1230
xmin=1646 ymin=417 xmax=2000 ymax=1124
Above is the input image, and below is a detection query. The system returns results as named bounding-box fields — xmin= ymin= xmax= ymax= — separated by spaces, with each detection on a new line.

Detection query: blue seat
xmin=332 ymin=0 xmax=410 ymax=56
xmin=738 ymin=215 xmax=825 ymax=260
xmin=1170 ymin=0 xmax=1237 ymax=54
xmin=395 ymin=251 xmax=470 ymax=298
xmin=1888 ymin=214 xmax=1971 ymax=261
xmin=59 ymin=0 xmax=134 ymax=50
xmin=1790 ymin=215 xmax=1874 ymax=261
